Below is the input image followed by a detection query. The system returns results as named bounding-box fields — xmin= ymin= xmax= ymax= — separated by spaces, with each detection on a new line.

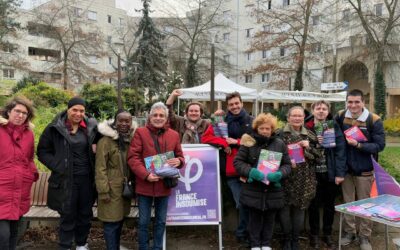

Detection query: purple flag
xmin=373 ymin=157 xmax=400 ymax=196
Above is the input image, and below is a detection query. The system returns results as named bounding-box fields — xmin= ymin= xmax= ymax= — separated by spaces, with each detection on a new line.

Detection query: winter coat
xmin=95 ymin=119 xmax=137 ymax=222
xmin=37 ymin=111 xmax=98 ymax=213
xmin=167 ymin=104 xmax=210 ymax=144
xmin=201 ymin=110 xmax=253 ymax=176
xmin=127 ymin=123 xmax=185 ymax=197
xmin=234 ymin=133 xmax=291 ymax=211
xmin=305 ymin=115 xmax=347 ymax=182
xmin=278 ymin=124 xmax=322 ymax=209
xmin=334 ymin=109 xmax=385 ymax=176
xmin=0 ymin=116 xmax=38 ymax=220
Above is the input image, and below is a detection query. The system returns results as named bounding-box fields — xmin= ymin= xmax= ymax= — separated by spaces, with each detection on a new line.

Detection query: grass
xmin=379 ymin=146 xmax=400 ymax=182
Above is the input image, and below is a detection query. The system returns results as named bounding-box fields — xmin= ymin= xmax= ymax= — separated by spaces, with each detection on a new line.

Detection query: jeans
xmin=308 ymin=172 xmax=338 ymax=236
xmin=279 ymin=205 xmax=305 ymax=242
xmin=226 ymin=177 xmax=249 ymax=238
xmin=138 ymin=195 xmax=169 ymax=250
xmin=103 ymin=220 xmax=124 ymax=250
xmin=248 ymin=208 xmax=277 ymax=248
xmin=59 ymin=175 xmax=94 ymax=249
xmin=0 ymin=219 xmax=19 ymax=250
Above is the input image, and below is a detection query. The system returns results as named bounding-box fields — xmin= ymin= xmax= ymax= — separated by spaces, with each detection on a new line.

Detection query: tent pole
xmin=178 ymin=98 xmax=180 ymax=116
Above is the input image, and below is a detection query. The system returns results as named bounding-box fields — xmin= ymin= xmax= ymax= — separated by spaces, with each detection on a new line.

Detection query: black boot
xmin=309 ymin=235 xmax=320 ymax=249
xmin=282 ymin=240 xmax=291 ymax=250
xmin=291 ymin=240 xmax=299 ymax=250
xmin=322 ymin=235 xmax=337 ymax=250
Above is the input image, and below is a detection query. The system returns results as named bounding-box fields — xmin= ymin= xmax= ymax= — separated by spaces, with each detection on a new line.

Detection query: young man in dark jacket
xmin=202 ymin=91 xmax=253 ymax=246
xmin=335 ymin=89 xmax=385 ymax=250
xmin=305 ymin=100 xmax=346 ymax=249
xmin=37 ymin=97 xmax=98 ymax=250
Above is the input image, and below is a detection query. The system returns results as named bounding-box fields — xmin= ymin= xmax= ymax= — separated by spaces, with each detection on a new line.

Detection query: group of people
xmin=0 ymin=87 xmax=385 ymax=250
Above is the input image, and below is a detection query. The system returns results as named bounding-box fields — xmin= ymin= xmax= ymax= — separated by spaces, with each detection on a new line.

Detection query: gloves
xmin=249 ymin=168 xmax=265 ymax=182
xmin=267 ymin=171 xmax=282 ymax=183
xmin=247 ymin=177 xmax=254 ymax=183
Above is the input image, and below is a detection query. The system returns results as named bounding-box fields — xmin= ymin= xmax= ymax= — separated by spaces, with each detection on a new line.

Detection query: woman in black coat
xmin=234 ymin=113 xmax=291 ymax=250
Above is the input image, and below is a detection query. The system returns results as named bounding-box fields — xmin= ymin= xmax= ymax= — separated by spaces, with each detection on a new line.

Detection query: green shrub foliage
xmin=17 ymin=82 xmax=73 ymax=108
xmin=80 ymin=83 xmax=118 ymax=119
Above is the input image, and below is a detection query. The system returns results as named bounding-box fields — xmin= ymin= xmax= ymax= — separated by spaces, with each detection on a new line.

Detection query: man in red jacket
xmin=202 ymin=92 xmax=253 ymax=246
xmin=128 ymin=102 xmax=185 ymax=250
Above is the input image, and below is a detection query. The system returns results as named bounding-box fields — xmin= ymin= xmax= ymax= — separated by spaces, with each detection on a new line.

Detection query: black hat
xmin=67 ymin=97 xmax=86 ymax=109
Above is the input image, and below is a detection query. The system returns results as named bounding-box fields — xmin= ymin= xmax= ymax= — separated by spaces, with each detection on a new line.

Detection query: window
xmin=119 ymin=18 xmax=124 ymax=26
xmin=108 ymin=15 xmax=112 ymax=23
xmin=261 ymin=73 xmax=270 ymax=83
xmin=223 ymin=32 xmax=230 ymax=42
xmin=246 ymin=52 xmax=252 ymax=61
xmin=268 ymin=0 xmax=272 ymax=9
xmin=245 ymin=28 xmax=253 ymax=38
xmin=263 ymin=25 xmax=271 ymax=32
xmin=245 ymin=75 xmax=253 ymax=83
xmin=375 ymin=3 xmax=383 ymax=16
xmin=88 ymin=11 xmax=97 ymax=21
xmin=2 ymin=43 xmax=14 ymax=53
xmin=223 ymin=55 xmax=230 ymax=63
xmin=343 ymin=9 xmax=350 ymax=22
xmin=283 ymin=0 xmax=290 ymax=7
xmin=312 ymin=16 xmax=320 ymax=26
xmin=108 ymin=57 xmax=112 ymax=65
xmin=89 ymin=55 xmax=98 ymax=64
xmin=311 ymin=42 xmax=321 ymax=53
xmin=280 ymin=47 xmax=286 ymax=57
xmin=3 ymin=69 xmax=15 ymax=79
xmin=223 ymin=10 xmax=231 ymax=21
xmin=107 ymin=36 xmax=112 ymax=44
xmin=262 ymin=50 xmax=271 ymax=59
xmin=74 ymin=7 xmax=82 ymax=17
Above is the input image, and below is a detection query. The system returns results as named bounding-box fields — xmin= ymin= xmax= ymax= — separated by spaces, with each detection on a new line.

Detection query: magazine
xmin=315 ymin=120 xmax=336 ymax=148
xmin=256 ymin=149 xmax=282 ymax=185
xmin=287 ymin=143 xmax=305 ymax=164
xmin=344 ymin=126 xmax=368 ymax=142
xmin=212 ymin=115 xmax=228 ymax=138
xmin=144 ymin=151 xmax=179 ymax=177
xmin=367 ymin=205 xmax=400 ymax=221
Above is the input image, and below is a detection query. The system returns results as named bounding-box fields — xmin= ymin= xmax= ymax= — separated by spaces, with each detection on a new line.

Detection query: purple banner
xmin=373 ymin=157 xmax=400 ymax=196
xmin=167 ymin=145 xmax=221 ymax=225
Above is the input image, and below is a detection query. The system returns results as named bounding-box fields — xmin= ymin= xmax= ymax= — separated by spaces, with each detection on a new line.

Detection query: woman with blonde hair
xmin=234 ymin=113 xmax=291 ymax=250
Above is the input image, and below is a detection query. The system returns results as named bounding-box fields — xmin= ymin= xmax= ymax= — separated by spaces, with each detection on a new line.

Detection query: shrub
xmin=383 ymin=110 xmax=400 ymax=136
xmin=12 ymin=76 xmax=41 ymax=93
xmin=80 ymin=83 xmax=118 ymax=119
xmin=17 ymin=82 xmax=73 ymax=108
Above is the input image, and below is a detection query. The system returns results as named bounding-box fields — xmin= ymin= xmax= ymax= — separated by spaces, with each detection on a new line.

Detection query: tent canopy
xmin=178 ymin=73 xmax=258 ymax=101
xmin=259 ymin=90 xmax=346 ymax=102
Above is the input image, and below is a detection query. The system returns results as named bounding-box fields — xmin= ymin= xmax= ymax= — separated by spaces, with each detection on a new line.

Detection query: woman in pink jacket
xmin=0 ymin=96 xmax=38 ymax=250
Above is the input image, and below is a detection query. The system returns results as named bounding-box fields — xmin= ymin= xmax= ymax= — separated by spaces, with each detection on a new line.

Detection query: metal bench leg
xmin=338 ymin=213 xmax=343 ymax=250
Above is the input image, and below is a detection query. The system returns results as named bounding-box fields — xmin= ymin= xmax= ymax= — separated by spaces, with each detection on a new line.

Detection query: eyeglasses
xmin=12 ymin=109 xmax=29 ymax=116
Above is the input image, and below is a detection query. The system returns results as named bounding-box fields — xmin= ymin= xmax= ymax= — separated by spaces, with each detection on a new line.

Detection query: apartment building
xmin=216 ymin=0 xmax=400 ymax=114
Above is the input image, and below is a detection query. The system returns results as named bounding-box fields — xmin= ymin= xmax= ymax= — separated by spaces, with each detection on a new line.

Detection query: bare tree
xmin=345 ymin=0 xmax=400 ymax=118
xmin=0 ymin=0 xmax=20 ymax=45
xmin=160 ymin=0 xmax=227 ymax=87
xmin=30 ymin=0 xmax=106 ymax=89
xmin=248 ymin=0 xmax=335 ymax=90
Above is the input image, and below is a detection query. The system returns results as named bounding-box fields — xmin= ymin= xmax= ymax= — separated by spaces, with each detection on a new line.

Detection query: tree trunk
xmin=374 ymin=51 xmax=386 ymax=118
xmin=186 ymin=54 xmax=197 ymax=87
xmin=63 ymin=59 xmax=68 ymax=90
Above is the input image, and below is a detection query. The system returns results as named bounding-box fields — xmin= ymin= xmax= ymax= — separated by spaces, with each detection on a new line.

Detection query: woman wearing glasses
xmin=0 ymin=96 xmax=38 ymax=250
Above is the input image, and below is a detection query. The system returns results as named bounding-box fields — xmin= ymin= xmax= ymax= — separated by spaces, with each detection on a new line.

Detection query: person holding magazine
xmin=278 ymin=106 xmax=322 ymax=250
xmin=304 ymin=100 xmax=347 ymax=250
xmin=165 ymin=89 xmax=210 ymax=143
xmin=234 ymin=113 xmax=291 ymax=250
xmin=127 ymin=102 xmax=185 ymax=250
xmin=334 ymin=89 xmax=385 ymax=250
xmin=95 ymin=110 xmax=137 ymax=250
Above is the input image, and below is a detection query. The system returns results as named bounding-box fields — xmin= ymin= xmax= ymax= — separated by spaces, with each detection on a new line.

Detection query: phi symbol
xmin=180 ymin=154 xmax=203 ymax=192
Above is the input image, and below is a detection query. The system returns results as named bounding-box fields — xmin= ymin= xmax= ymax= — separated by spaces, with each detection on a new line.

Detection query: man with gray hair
xmin=128 ymin=102 xmax=185 ymax=250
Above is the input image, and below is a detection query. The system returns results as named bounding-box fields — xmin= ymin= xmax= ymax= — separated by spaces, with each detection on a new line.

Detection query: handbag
xmin=118 ymin=149 xmax=136 ymax=199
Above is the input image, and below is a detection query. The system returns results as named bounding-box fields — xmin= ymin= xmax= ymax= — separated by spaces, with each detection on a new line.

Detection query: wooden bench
xmin=24 ymin=172 xmax=140 ymax=221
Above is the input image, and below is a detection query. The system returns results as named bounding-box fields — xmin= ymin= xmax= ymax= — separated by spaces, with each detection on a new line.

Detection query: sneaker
xmin=261 ymin=247 xmax=272 ymax=250
xmin=250 ymin=248 xmax=261 ymax=250
xmin=309 ymin=235 xmax=320 ymax=249
xmin=237 ymin=236 xmax=250 ymax=248
xmin=359 ymin=236 xmax=372 ymax=250
xmin=76 ymin=243 xmax=89 ymax=250
xmin=340 ymin=232 xmax=357 ymax=246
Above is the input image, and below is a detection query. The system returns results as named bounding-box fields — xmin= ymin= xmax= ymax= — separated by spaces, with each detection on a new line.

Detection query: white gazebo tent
xmin=259 ymin=90 xmax=346 ymax=112
xmin=177 ymin=73 xmax=258 ymax=113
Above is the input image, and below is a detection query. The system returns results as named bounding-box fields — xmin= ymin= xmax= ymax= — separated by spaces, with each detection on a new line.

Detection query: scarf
xmin=181 ymin=118 xmax=204 ymax=144
xmin=225 ymin=109 xmax=248 ymax=139
xmin=254 ymin=133 xmax=275 ymax=146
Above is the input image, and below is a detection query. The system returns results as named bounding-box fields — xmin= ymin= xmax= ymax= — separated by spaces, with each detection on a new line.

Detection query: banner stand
xmin=162 ymin=144 xmax=223 ymax=249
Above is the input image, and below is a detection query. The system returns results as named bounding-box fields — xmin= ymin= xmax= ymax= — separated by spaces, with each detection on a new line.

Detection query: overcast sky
xmin=21 ymin=0 xmax=186 ymax=17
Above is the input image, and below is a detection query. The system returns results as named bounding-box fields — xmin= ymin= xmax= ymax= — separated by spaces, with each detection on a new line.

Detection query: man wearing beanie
xmin=37 ymin=96 xmax=98 ymax=250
